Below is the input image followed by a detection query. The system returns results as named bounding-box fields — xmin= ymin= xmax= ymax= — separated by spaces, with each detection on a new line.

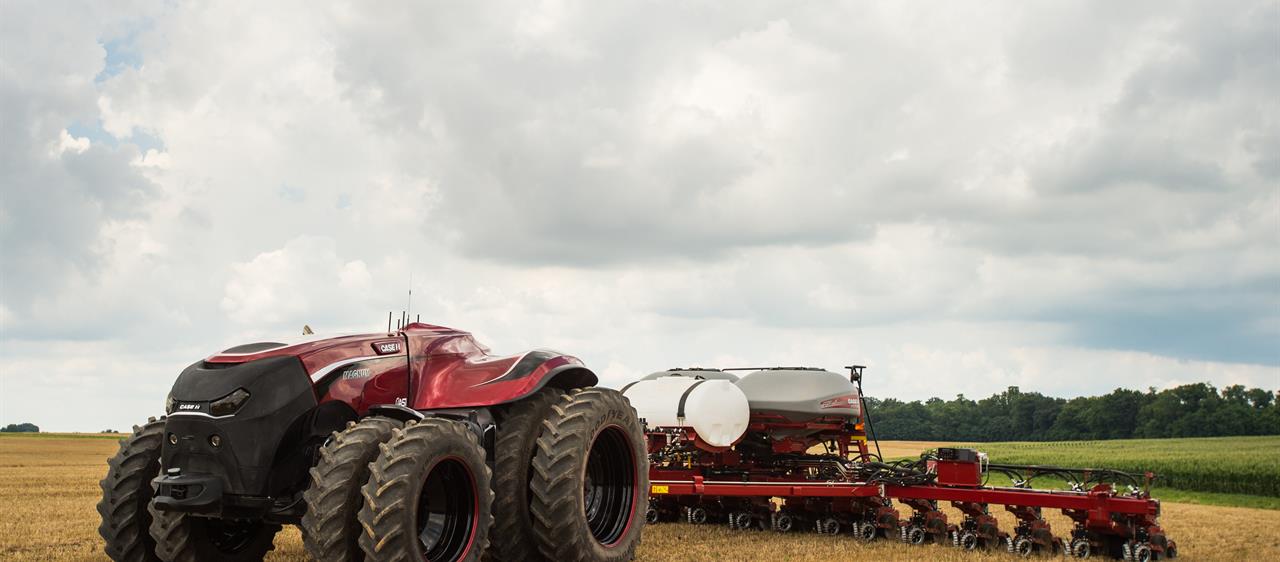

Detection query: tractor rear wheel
xmin=358 ymin=419 xmax=493 ymax=562
xmin=147 ymin=510 xmax=280 ymax=562
xmin=486 ymin=387 xmax=564 ymax=562
xmin=97 ymin=417 xmax=166 ymax=562
xmin=301 ymin=416 xmax=401 ymax=561
xmin=530 ymin=388 xmax=647 ymax=562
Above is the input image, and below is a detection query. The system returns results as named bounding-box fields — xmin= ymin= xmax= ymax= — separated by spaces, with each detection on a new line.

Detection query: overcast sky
xmin=2 ymin=1 xmax=1277 ymax=432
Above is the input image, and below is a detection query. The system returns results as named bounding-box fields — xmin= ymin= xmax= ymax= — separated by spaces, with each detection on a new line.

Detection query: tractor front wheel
xmin=97 ymin=417 xmax=166 ymax=562
xmin=301 ymin=416 xmax=401 ymax=561
xmin=147 ymin=510 xmax=280 ymax=562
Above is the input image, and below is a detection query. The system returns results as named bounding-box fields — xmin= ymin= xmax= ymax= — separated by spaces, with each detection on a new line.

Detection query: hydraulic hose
xmin=855 ymin=379 xmax=883 ymax=462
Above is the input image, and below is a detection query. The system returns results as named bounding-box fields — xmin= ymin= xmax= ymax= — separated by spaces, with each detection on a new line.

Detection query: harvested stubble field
xmin=2 ymin=434 xmax=1278 ymax=561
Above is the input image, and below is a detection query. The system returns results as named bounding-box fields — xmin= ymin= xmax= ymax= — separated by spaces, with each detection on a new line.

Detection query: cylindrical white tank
xmin=622 ymin=376 xmax=750 ymax=447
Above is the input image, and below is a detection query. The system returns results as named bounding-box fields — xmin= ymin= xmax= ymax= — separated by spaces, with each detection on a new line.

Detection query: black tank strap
xmin=677 ymin=380 xmax=709 ymax=418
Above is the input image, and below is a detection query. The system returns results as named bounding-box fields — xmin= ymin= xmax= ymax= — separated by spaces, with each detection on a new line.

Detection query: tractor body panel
xmin=154 ymin=322 xmax=595 ymax=519
xmin=155 ymin=355 xmax=320 ymax=517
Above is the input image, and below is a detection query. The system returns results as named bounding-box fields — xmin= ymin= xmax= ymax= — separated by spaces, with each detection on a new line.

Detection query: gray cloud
xmin=325 ymin=0 xmax=1276 ymax=267
xmin=0 ymin=3 xmax=161 ymax=330
xmin=1 ymin=0 xmax=1276 ymax=432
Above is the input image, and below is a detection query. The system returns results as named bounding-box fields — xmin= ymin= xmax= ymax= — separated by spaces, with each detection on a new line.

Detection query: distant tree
xmin=1222 ymin=384 xmax=1249 ymax=406
xmin=0 ymin=423 xmax=39 ymax=433
xmin=1245 ymin=388 xmax=1274 ymax=409
xmin=871 ymin=382 xmax=1279 ymax=442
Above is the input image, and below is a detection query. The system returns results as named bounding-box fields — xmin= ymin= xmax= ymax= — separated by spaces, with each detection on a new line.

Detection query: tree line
xmin=868 ymin=382 xmax=1279 ymax=442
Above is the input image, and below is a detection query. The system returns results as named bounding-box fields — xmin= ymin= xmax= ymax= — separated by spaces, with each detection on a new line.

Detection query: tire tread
xmin=486 ymin=388 xmax=564 ymax=562
xmin=358 ymin=419 xmax=493 ymax=562
xmin=97 ymin=417 xmax=166 ymax=562
xmin=301 ymin=416 xmax=401 ymax=561
xmin=529 ymin=388 xmax=648 ymax=562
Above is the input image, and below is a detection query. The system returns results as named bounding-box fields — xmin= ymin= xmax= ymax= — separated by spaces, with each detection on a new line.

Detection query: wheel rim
xmin=1073 ymin=539 xmax=1091 ymax=558
xmin=776 ymin=515 xmax=792 ymax=532
xmin=582 ymin=425 xmax=635 ymax=546
xmin=859 ymin=522 xmax=877 ymax=541
xmin=908 ymin=526 xmax=925 ymax=544
xmin=205 ymin=518 xmax=259 ymax=553
xmin=416 ymin=457 xmax=476 ymax=562
xmin=961 ymin=532 xmax=978 ymax=550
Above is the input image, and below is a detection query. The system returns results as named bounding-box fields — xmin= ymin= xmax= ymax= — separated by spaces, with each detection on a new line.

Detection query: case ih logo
xmin=178 ymin=403 xmax=200 ymax=411
xmin=819 ymin=395 xmax=857 ymax=409
xmin=374 ymin=341 xmax=402 ymax=355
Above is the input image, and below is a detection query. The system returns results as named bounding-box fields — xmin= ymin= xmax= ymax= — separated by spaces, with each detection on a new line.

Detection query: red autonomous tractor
xmin=97 ymin=322 xmax=648 ymax=562
xmin=629 ymin=366 xmax=1177 ymax=560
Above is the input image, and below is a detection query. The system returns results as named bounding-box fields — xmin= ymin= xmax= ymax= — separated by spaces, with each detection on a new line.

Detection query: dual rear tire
xmin=529 ymin=388 xmax=648 ymax=562
xmin=487 ymin=387 xmax=567 ymax=562
xmin=357 ymin=418 xmax=493 ymax=562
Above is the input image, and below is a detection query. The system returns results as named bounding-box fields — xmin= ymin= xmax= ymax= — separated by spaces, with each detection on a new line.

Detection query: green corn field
xmin=955 ymin=435 xmax=1280 ymax=497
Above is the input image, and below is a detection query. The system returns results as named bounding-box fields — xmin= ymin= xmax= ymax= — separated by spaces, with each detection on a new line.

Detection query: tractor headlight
xmin=165 ymin=393 xmax=176 ymax=414
xmin=210 ymin=388 xmax=251 ymax=417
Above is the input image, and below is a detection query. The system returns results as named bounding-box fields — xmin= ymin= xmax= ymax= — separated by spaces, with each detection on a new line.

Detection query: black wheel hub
xmin=582 ymin=426 xmax=635 ymax=546
xmin=417 ymin=458 xmax=476 ymax=562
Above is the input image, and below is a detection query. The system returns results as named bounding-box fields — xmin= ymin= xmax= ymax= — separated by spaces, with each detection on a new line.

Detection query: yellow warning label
xmin=651 ymin=485 xmax=669 ymax=494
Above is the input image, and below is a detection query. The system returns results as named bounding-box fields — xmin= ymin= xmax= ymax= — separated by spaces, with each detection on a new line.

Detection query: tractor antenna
xmin=387 ymin=311 xmax=393 ymax=333
xmin=406 ymin=272 xmax=413 ymax=324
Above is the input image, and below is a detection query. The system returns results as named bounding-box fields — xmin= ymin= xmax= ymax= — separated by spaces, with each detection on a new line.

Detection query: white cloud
xmin=221 ymin=236 xmax=377 ymax=327
xmin=54 ymin=129 xmax=91 ymax=155
xmin=2 ymin=0 xmax=1276 ymax=432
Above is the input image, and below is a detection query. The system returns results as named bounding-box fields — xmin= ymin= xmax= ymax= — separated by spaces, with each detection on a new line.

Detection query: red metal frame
xmin=644 ymin=382 xmax=1176 ymax=559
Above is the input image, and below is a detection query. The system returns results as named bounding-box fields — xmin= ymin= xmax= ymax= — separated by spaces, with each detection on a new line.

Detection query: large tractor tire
xmin=301 ymin=416 xmax=401 ymax=561
xmin=147 ymin=509 xmax=281 ymax=562
xmin=359 ymin=418 xmax=493 ymax=562
xmin=530 ymin=388 xmax=648 ymax=562
xmin=97 ymin=417 xmax=166 ymax=562
xmin=486 ymin=387 xmax=565 ymax=562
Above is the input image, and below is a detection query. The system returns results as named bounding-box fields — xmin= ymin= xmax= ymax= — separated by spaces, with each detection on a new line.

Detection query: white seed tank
xmin=735 ymin=368 xmax=861 ymax=421
xmin=622 ymin=374 xmax=750 ymax=447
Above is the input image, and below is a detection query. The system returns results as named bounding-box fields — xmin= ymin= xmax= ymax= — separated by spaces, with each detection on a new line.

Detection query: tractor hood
xmin=202 ymin=323 xmax=469 ymax=380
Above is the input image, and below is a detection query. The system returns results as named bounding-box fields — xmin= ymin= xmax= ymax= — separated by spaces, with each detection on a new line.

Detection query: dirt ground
xmin=2 ymin=435 xmax=1276 ymax=561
